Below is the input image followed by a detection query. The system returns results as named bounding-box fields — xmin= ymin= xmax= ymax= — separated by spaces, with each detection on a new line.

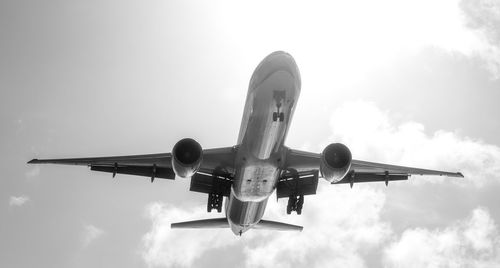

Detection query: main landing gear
xmin=207 ymin=193 xmax=223 ymax=213
xmin=286 ymin=195 xmax=304 ymax=215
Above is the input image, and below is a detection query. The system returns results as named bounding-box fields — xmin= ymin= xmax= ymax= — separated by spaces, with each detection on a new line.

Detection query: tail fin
xmin=255 ymin=219 xmax=303 ymax=231
xmin=171 ymin=218 xmax=229 ymax=229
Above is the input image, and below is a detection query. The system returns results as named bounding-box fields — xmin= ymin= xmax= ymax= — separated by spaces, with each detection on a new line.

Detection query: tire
xmin=279 ymin=113 xmax=284 ymax=122
xmin=207 ymin=195 xmax=213 ymax=212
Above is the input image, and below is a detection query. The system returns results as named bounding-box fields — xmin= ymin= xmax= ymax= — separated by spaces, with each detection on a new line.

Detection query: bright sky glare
xmin=1 ymin=0 xmax=500 ymax=267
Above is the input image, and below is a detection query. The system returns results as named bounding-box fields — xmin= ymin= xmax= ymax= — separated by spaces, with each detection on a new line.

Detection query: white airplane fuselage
xmin=226 ymin=51 xmax=301 ymax=235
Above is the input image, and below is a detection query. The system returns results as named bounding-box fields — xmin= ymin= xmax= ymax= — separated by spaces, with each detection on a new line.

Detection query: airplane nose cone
xmin=249 ymin=51 xmax=301 ymax=90
xmin=265 ymin=51 xmax=295 ymax=63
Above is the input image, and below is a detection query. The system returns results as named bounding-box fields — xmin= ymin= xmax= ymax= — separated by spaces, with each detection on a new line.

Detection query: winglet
xmin=457 ymin=172 xmax=464 ymax=178
xmin=27 ymin=159 xmax=39 ymax=164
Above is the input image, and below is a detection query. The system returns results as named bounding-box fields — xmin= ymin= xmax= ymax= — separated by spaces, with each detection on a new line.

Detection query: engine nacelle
xmin=320 ymin=143 xmax=352 ymax=183
xmin=171 ymin=138 xmax=203 ymax=178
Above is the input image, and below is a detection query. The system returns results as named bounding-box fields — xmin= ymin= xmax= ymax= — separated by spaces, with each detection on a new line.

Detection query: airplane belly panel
xmin=244 ymin=70 xmax=298 ymax=160
xmin=233 ymin=159 xmax=279 ymax=201
xmin=226 ymin=192 xmax=268 ymax=235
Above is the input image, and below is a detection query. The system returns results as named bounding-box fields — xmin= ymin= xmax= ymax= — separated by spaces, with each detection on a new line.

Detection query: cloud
xmin=328 ymin=100 xmax=500 ymax=187
xmin=384 ymin=207 xmax=500 ymax=267
xmin=460 ymin=0 xmax=500 ymax=78
xmin=140 ymin=186 xmax=390 ymax=268
xmin=140 ymin=192 xmax=500 ymax=268
xmin=243 ymin=186 xmax=390 ymax=268
xmin=461 ymin=0 xmax=500 ymax=45
xmin=141 ymin=202 xmax=237 ymax=267
xmin=140 ymin=101 xmax=500 ymax=267
xmin=9 ymin=195 xmax=30 ymax=207
xmin=25 ymin=166 xmax=40 ymax=178
xmin=219 ymin=0 xmax=500 ymax=79
xmin=82 ymin=224 xmax=105 ymax=247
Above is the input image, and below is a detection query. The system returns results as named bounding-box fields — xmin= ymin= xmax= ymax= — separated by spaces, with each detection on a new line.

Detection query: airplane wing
xmin=283 ymin=148 xmax=463 ymax=189
xmin=28 ymin=147 xmax=236 ymax=182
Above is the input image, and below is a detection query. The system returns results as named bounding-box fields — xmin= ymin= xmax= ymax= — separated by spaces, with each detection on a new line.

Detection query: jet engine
xmin=320 ymin=143 xmax=352 ymax=183
xmin=171 ymin=138 xmax=203 ymax=178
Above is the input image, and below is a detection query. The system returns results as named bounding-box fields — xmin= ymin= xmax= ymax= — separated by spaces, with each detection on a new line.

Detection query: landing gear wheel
xmin=286 ymin=196 xmax=295 ymax=214
xmin=273 ymin=112 xmax=278 ymax=122
xmin=217 ymin=199 xmax=222 ymax=212
xmin=207 ymin=195 xmax=212 ymax=212
xmin=279 ymin=112 xmax=285 ymax=122
xmin=207 ymin=193 xmax=223 ymax=213
xmin=286 ymin=195 xmax=304 ymax=215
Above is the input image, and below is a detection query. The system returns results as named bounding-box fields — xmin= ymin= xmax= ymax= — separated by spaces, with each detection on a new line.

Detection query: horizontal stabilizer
xmin=171 ymin=218 xmax=302 ymax=232
xmin=171 ymin=218 xmax=229 ymax=229
xmin=255 ymin=219 xmax=303 ymax=231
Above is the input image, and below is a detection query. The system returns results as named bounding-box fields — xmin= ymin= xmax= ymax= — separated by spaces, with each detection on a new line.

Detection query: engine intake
xmin=171 ymin=138 xmax=203 ymax=178
xmin=320 ymin=143 xmax=352 ymax=183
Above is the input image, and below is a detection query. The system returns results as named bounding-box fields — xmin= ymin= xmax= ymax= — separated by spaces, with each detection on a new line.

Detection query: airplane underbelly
xmin=233 ymin=161 xmax=278 ymax=201
xmin=228 ymin=52 xmax=301 ymax=235
xmin=226 ymin=192 xmax=268 ymax=234
xmin=232 ymin=69 xmax=298 ymax=202
xmin=245 ymin=70 xmax=296 ymax=160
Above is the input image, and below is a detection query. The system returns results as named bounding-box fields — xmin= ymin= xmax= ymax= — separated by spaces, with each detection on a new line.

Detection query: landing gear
xmin=207 ymin=193 xmax=223 ymax=213
xmin=272 ymin=99 xmax=285 ymax=122
xmin=286 ymin=195 xmax=304 ymax=215
xmin=273 ymin=112 xmax=284 ymax=122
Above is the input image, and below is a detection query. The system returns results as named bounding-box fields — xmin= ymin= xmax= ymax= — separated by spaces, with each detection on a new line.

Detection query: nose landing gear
xmin=272 ymin=90 xmax=286 ymax=122
xmin=273 ymin=112 xmax=285 ymax=122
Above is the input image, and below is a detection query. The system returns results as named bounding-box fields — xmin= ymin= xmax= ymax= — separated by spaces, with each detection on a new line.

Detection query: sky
xmin=1 ymin=0 xmax=500 ymax=267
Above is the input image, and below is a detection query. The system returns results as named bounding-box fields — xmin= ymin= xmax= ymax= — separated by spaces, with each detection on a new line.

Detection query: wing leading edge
xmin=28 ymin=147 xmax=236 ymax=182
xmin=284 ymin=148 xmax=463 ymax=187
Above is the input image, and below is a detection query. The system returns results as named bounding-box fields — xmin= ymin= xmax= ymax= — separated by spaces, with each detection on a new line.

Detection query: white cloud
xmin=329 ymin=100 xmax=500 ymax=187
xmin=140 ymin=101 xmax=500 ymax=267
xmin=243 ymin=186 xmax=390 ymax=268
xmin=140 ymin=186 xmax=390 ymax=268
xmin=9 ymin=195 xmax=30 ymax=207
xmin=82 ymin=224 xmax=105 ymax=247
xmin=25 ymin=166 xmax=40 ymax=178
xmin=383 ymin=207 xmax=500 ymax=267
xmin=215 ymin=0 xmax=500 ymax=80
xmin=141 ymin=203 xmax=237 ymax=267
xmin=460 ymin=0 xmax=500 ymax=78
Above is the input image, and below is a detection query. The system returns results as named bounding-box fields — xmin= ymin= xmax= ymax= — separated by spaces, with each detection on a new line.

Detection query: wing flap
xmin=90 ymin=165 xmax=175 ymax=180
xmin=277 ymin=171 xmax=319 ymax=198
xmin=190 ymin=172 xmax=232 ymax=196
xmin=333 ymin=171 xmax=408 ymax=185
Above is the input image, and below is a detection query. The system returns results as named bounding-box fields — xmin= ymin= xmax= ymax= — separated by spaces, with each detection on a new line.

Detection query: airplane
xmin=28 ymin=51 xmax=463 ymax=236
